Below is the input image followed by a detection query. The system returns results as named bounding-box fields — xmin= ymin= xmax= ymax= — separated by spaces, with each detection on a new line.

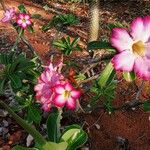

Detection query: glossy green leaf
xmin=12 ymin=146 xmax=38 ymax=150
xmin=123 ymin=71 xmax=136 ymax=82
xmin=46 ymin=109 xmax=61 ymax=142
xmin=18 ymin=4 xmax=26 ymax=13
xmin=28 ymin=26 xmax=34 ymax=33
xmin=42 ymin=142 xmax=68 ymax=150
xmin=143 ymin=101 xmax=150 ymax=111
xmin=60 ymin=124 xmax=88 ymax=150
xmin=87 ymin=40 xmax=115 ymax=52
xmin=98 ymin=62 xmax=115 ymax=87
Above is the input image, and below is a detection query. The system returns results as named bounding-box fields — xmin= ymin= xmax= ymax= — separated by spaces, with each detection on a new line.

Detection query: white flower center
xmin=132 ymin=40 xmax=145 ymax=56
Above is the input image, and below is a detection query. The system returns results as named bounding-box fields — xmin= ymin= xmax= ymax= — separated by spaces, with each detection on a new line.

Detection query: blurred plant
xmin=42 ymin=13 xmax=80 ymax=31
xmin=53 ymin=37 xmax=81 ymax=55
xmin=89 ymin=62 xmax=116 ymax=113
xmin=0 ymin=52 xmax=41 ymax=123
xmin=0 ymin=101 xmax=87 ymax=150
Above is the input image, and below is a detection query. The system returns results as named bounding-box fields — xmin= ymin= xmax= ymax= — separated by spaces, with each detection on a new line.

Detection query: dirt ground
xmin=0 ymin=0 xmax=150 ymax=150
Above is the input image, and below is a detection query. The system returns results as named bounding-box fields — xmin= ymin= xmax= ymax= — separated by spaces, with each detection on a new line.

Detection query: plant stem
xmin=0 ymin=100 xmax=46 ymax=146
xmin=135 ymin=80 xmax=145 ymax=101
xmin=11 ymin=29 xmax=23 ymax=52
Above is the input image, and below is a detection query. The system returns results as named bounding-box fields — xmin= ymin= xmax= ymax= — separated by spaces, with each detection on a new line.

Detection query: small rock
xmin=95 ymin=124 xmax=100 ymax=130
xmin=0 ymin=109 xmax=8 ymax=117
xmin=26 ymin=134 xmax=34 ymax=147
xmin=3 ymin=120 xmax=9 ymax=127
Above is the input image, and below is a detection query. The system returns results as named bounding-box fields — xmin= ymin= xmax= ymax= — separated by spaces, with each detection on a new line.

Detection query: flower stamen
xmin=132 ymin=40 xmax=145 ymax=56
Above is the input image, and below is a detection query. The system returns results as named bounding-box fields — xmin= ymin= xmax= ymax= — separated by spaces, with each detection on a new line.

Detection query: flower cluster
xmin=1 ymin=7 xmax=16 ymax=22
xmin=111 ymin=16 xmax=150 ymax=80
xmin=1 ymin=7 xmax=32 ymax=29
xmin=34 ymin=61 xmax=81 ymax=112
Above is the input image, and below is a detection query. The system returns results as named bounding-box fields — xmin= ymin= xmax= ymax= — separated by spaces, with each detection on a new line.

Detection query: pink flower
xmin=1 ymin=7 xmax=16 ymax=22
xmin=16 ymin=13 xmax=32 ymax=29
xmin=111 ymin=16 xmax=150 ymax=80
xmin=53 ymin=83 xmax=81 ymax=110
xmin=34 ymin=61 xmax=64 ymax=112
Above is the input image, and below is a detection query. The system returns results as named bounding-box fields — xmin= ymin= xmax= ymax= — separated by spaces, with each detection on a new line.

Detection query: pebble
xmin=0 ymin=109 xmax=8 ymax=117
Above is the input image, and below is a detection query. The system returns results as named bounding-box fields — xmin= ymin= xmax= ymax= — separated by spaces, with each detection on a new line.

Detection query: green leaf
xmin=107 ymin=22 xmax=125 ymax=30
xmin=98 ymin=62 xmax=115 ymax=87
xmin=123 ymin=71 xmax=136 ymax=82
xmin=0 ymin=78 xmax=6 ymax=94
xmin=46 ymin=109 xmax=62 ymax=142
xmin=143 ymin=101 xmax=150 ymax=111
xmin=18 ymin=4 xmax=26 ymax=13
xmin=60 ymin=124 xmax=88 ymax=150
xmin=27 ymin=106 xmax=41 ymax=124
xmin=28 ymin=26 xmax=34 ymax=33
xmin=42 ymin=142 xmax=68 ymax=150
xmin=87 ymin=40 xmax=115 ymax=52
xmin=31 ymin=14 xmax=41 ymax=19
xmin=9 ymin=74 xmax=22 ymax=89
xmin=12 ymin=146 xmax=38 ymax=150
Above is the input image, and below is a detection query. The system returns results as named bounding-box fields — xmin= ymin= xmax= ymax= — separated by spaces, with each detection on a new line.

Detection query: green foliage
xmin=106 ymin=22 xmax=125 ymax=30
xmin=46 ymin=108 xmax=61 ymax=142
xmin=0 ymin=52 xmax=39 ymax=93
xmin=90 ymin=62 xmax=116 ymax=113
xmin=18 ymin=4 xmax=27 ymax=13
xmin=42 ymin=14 xmax=79 ymax=31
xmin=12 ymin=146 xmax=38 ymax=150
xmin=98 ymin=62 xmax=115 ymax=88
xmin=31 ymin=14 xmax=42 ymax=19
xmin=75 ymin=73 xmax=86 ymax=82
xmin=87 ymin=40 xmax=116 ymax=52
xmin=143 ymin=101 xmax=150 ymax=111
xmin=53 ymin=37 xmax=81 ymax=55
xmin=60 ymin=124 xmax=88 ymax=150
xmin=123 ymin=71 xmax=136 ymax=82
xmin=27 ymin=105 xmax=42 ymax=124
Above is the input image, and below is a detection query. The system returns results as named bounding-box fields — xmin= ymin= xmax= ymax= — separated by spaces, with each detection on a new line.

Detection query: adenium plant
xmin=111 ymin=16 xmax=150 ymax=80
xmin=0 ymin=1 xmax=150 ymax=150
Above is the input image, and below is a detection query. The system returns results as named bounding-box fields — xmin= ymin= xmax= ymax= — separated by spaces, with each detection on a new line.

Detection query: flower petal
xmin=53 ymin=95 xmax=66 ymax=107
xmin=130 ymin=17 xmax=145 ymax=41
xmin=66 ymin=97 xmax=76 ymax=110
xmin=145 ymin=42 xmax=150 ymax=58
xmin=22 ymin=22 xmax=27 ymax=28
xmin=26 ymin=20 xmax=31 ymax=25
xmin=110 ymin=28 xmax=133 ymax=52
xmin=19 ymin=13 xmax=24 ymax=19
xmin=134 ymin=57 xmax=150 ymax=79
xmin=111 ymin=50 xmax=135 ymax=72
xmin=71 ymin=90 xmax=81 ymax=99
xmin=143 ymin=16 xmax=150 ymax=42
xmin=55 ymin=85 xmax=65 ymax=94
xmin=17 ymin=19 xmax=23 ymax=25
xmin=65 ymin=83 xmax=73 ymax=91
xmin=24 ymin=14 xmax=30 ymax=20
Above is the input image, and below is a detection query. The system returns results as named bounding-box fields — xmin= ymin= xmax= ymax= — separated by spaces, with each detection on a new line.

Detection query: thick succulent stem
xmin=0 ymin=100 xmax=46 ymax=146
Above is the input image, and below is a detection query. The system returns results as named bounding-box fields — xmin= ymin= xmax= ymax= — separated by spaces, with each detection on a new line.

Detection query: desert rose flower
xmin=1 ymin=7 xmax=16 ymax=22
xmin=34 ymin=62 xmax=64 ymax=112
xmin=16 ymin=13 xmax=32 ymax=29
xmin=53 ymin=83 xmax=81 ymax=110
xmin=111 ymin=16 xmax=150 ymax=79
